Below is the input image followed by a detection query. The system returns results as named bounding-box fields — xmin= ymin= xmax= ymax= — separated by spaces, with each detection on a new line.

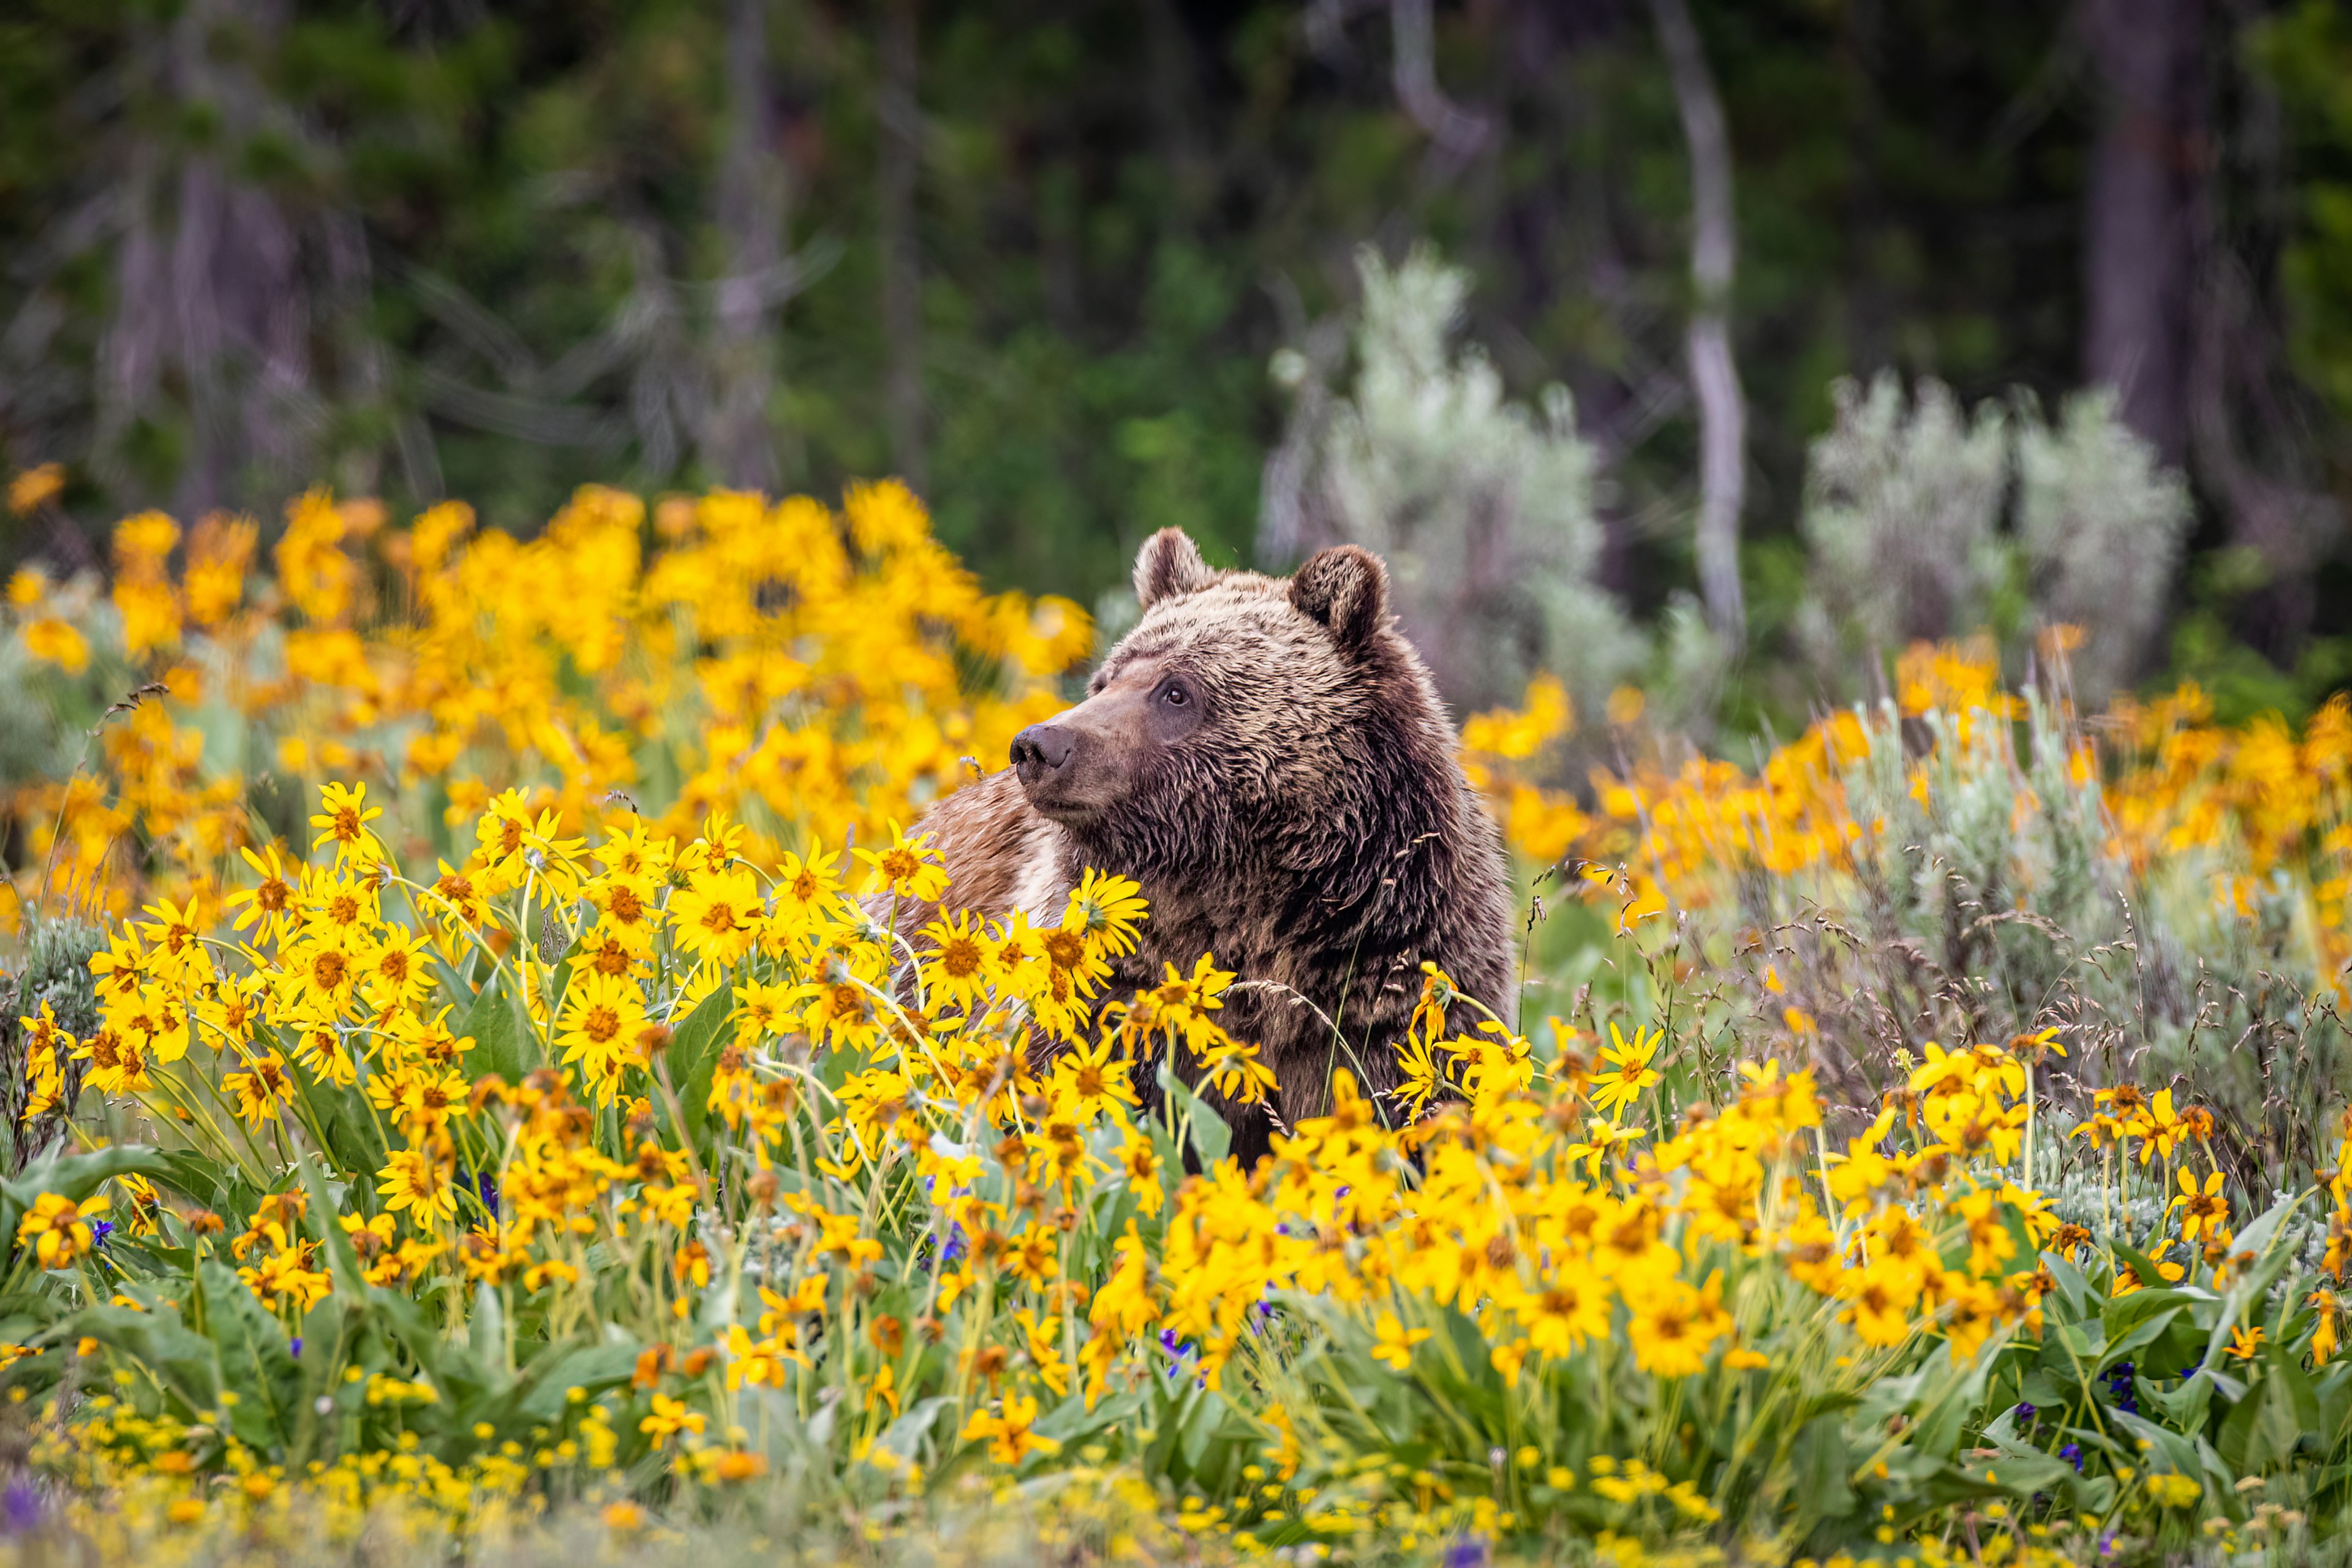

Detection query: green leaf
xmin=662 ymin=984 xmax=733 ymax=1152
xmin=295 ymin=1153 xmax=369 ymax=1300
xmin=1790 ymin=1412 xmax=1855 ymax=1523
xmin=2041 ymin=1251 xmax=2096 ymax=1320
xmin=1156 ymin=1063 xmax=1230 ymax=1168
xmin=513 ymin=1341 xmax=643 ymax=1425
xmin=195 ymin=1259 xmax=300 ymax=1454
xmin=59 ymin=1302 xmax=221 ymax=1419
xmin=0 ymin=1145 xmax=177 ymax=1274
xmin=2196 ymin=1194 xmax=2307 ymax=1373
xmin=2104 ymin=1286 xmax=2196 ymax=1339
xmin=2103 ymin=1305 xmax=2185 ymax=1370
xmin=2150 ymin=1370 xmax=2215 ymax=1431
xmin=871 ymin=1394 xmax=956 ymax=1466
xmin=459 ymin=974 xmax=536 ymax=1085
xmin=2 ymin=1143 xmax=176 ymax=1211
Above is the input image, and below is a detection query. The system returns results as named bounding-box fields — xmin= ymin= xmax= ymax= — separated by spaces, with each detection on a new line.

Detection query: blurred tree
xmin=2083 ymin=0 xmax=2196 ymax=466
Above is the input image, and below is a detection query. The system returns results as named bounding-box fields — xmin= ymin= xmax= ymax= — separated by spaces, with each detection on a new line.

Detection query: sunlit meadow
xmin=2 ymin=483 xmax=2352 ymax=1566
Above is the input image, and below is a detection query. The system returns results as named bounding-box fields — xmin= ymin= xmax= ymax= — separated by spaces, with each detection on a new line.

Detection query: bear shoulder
xmin=895 ymin=769 xmax=1071 ymax=932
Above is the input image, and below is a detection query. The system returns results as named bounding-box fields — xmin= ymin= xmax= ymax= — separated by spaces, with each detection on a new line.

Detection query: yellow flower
xmin=309 ymin=780 xmax=385 ymax=865
xmin=669 ymin=864 xmax=766 ymax=967
xmin=1370 ymin=1311 xmax=1431 ymax=1370
xmin=8 ymin=463 xmax=64 ymax=514
xmin=1626 ymin=1273 xmax=1731 ymax=1378
xmin=554 ymin=971 xmax=649 ymax=1096
xmin=638 ymin=1392 xmax=707 ymax=1445
xmin=2130 ymin=1088 xmax=2190 ymax=1166
xmin=1049 ymin=1033 xmax=1140 ymax=1123
xmin=2171 ymin=1169 xmax=2230 ymax=1245
xmin=1116 ymin=1131 xmax=1165 ymax=1211
xmin=21 ymin=618 xmax=88 ymax=674
xmin=17 ymin=1192 xmax=107 ymax=1268
xmin=221 ymin=1052 xmax=296 ymax=1128
xmin=1589 ymin=1023 xmax=1663 ymax=1115
xmin=768 ymin=843 xmax=847 ymax=933
xmin=1515 ymin=1274 xmax=1612 ymax=1360
xmin=1393 ymin=1031 xmax=1449 ymax=1119
xmin=377 ymin=1147 xmax=456 ymax=1229
xmin=1065 ymin=869 xmax=1147 ymax=957
xmin=959 ymin=1392 xmax=1060 ymax=1466
xmin=238 ymin=1242 xmax=332 ymax=1311
xmin=918 ymin=910 xmax=993 ymax=1013
xmin=2311 ymin=1290 xmax=2342 ymax=1367
xmin=1838 ymin=1262 xmax=1918 ymax=1348
xmin=356 ymin=925 xmax=433 ymax=1011
xmin=585 ymin=872 xmax=662 ymax=952
xmin=852 ymin=820 xmax=950 ymax=905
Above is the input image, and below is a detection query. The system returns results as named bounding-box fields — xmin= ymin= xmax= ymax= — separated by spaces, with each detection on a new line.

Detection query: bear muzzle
xmin=1010 ymin=722 xmax=1077 ymax=785
xmin=1011 ymin=720 xmax=1110 ymax=824
xmin=1010 ymin=687 xmax=1150 ymax=824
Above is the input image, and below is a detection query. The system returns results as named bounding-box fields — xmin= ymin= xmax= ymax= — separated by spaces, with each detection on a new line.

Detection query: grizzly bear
xmin=903 ymin=527 xmax=1515 ymax=1167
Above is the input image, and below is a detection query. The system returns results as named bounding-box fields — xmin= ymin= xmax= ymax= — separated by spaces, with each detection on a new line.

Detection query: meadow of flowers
xmin=2 ymin=483 xmax=2352 ymax=1567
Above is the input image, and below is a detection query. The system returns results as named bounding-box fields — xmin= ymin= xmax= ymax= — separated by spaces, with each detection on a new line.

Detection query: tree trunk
xmin=706 ymin=0 xmax=785 ymax=492
xmin=2082 ymin=0 xmax=2196 ymax=466
xmin=878 ymin=0 xmax=925 ymax=494
xmin=1649 ymin=0 xmax=1746 ymax=643
xmin=2182 ymin=0 xmax=2340 ymax=657
xmin=100 ymin=0 xmax=312 ymax=519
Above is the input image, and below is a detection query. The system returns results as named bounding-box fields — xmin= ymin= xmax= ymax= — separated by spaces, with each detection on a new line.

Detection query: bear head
xmin=1008 ymin=528 xmax=1458 ymax=885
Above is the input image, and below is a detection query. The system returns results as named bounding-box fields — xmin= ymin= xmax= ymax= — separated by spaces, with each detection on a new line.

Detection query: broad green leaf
xmin=459 ymin=974 xmax=537 ymax=1085
xmin=1156 ymin=1063 xmax=1230 ymax=1168
xmin=662 ymin=983 xmax=734 ymax=1152
xmin=195 ymin=1259 xmax=300 ymax=1455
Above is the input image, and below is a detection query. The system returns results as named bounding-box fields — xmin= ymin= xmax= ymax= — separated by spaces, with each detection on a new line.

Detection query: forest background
xmin=9 ymin=0 xmax=2352 ymax=732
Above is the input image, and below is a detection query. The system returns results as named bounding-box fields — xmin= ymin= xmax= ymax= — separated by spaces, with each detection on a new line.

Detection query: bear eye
xmin=1159 ymin=680 xmax=1189 ymax=708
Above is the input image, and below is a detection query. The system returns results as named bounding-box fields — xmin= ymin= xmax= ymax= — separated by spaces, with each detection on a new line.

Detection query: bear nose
xmin=1010 ymin=723 xmax=1076 ymax=786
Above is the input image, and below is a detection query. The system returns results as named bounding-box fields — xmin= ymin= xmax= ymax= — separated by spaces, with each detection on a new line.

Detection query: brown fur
xmin=906 ymin=529 xmax=1515 ymax=1166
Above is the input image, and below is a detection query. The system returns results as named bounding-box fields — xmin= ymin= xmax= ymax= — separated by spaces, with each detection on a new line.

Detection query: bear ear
xmin=1289 ymin=545 xmax=1389 ymax=654
xmin=1133 ymin=528 xmax=1217 ymax=608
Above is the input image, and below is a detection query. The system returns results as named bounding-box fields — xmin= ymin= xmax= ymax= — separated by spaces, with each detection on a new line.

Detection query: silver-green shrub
xmin=1796 ymin=373 xmax=2010 ymax=680
xmin=1797 ymin=374 xmax=2191 ymax=706
xmin=2015 ymin=387 xmax=2193 ymax=703
xmin=1261 ymin=244 xmax=1638 ymax=716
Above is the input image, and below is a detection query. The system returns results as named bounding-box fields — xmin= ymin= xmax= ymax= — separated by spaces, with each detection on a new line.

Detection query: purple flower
xmin=2014 ymin=1402 xmax=2037 ymax=1422
xmin=288 ymin=1337 xmax=303 ymax=1359
xmin=458 ymin=1167 xmax=500 ymax=1215
xmin=1157 ymin=1328 xmax=1201 ymax=1382
xmin=2 ymin=1477 xmax=42 ymax=1534
xmin=1444 ymin=1536 xmax=1488 ymax=1568
xmin=2104 ymin=1361 xmax=2138 ymax=1414
xmin=2060 ymin=1442 xmax=2082 ymax=1471
xmin=88 ymin=1220 xmax=114 ymax=1250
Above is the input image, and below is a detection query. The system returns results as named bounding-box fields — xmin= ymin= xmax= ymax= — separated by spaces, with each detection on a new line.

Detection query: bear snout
xmin=1010 ymin=722 xmax=1077 ymax=788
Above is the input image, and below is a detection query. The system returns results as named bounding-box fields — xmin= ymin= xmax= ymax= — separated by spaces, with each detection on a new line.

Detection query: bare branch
xmin=1649 ymin=0 xmax=1747 ymax=643
xmin=1388 ymin=0 xmax=1488 ymax=162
